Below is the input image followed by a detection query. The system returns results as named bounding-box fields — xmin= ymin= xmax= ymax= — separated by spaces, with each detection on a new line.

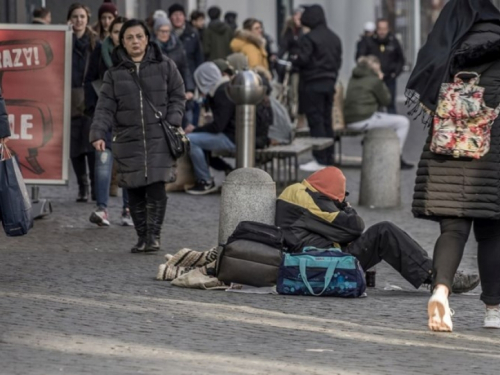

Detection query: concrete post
xmin=218 ymin=168 xmax=276 ymax=245
xmin=226 ymin=70 xmax=265 ymax=169
xmin=359 ymin=128 xmax=401 ymax=208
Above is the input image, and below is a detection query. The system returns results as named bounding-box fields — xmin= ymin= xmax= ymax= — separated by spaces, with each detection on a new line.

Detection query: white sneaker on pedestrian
xmin=89 ymin=208 xmax=110 ymax=227
xmin=121 ymin=209 xmax=134 ymax=227
xmin=299 ymin=160 xmax=327 ymax=172
xmin=484 ymin=307 xmax=500 ymax=329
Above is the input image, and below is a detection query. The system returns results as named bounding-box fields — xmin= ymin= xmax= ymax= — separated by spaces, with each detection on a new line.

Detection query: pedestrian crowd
xmin=1 ymin=0 xmax=500 ymax=334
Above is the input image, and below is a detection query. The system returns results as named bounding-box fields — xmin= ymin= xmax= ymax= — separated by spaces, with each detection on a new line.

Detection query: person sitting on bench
xmin=275 ymin=166 xmax=479 ymax=293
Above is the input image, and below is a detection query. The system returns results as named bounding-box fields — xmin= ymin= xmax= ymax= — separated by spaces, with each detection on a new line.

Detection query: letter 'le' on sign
xmin=0 ymin=39 xmax=52 ymax=71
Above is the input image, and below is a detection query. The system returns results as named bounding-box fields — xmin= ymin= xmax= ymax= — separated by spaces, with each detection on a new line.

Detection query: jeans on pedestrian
xmin=347 ymin=112 xmax=410 ymax=152
xmin=384 ymin=77 xmax=397 ymax=114
xmin=187 ymin=132 xmax=236 ymax=181
xmin=345 ymin=221 xmax=433 ymax=288
xmin=95 ymin=149 xmax=129 ymax=210
xmin=433 ymin=218 xmax=500 ymax=305
xmin=301 ymin=80 xmax=335 ymax=165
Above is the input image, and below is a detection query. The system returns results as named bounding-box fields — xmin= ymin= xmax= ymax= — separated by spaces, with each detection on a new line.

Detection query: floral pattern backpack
xmin=431 ymin=72 xmax=500 ymax=159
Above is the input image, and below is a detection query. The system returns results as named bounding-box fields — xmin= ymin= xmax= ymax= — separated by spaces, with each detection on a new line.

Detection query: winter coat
xmin=0 ymin=89 xmax=9 ymax=139
xmin=192 ymin=81 xmax=236 ymax=142
xmin=177 ymin=23 xmax=204 ymax=76
xmin=355 ymin=35 xmax=372 ymax=61
xmin=293 ymin=5 xmax=342 ymax=84
xmin=89 ymin=42 xmax=186 ymax=189
xmin=157 ymin=36 xmax=195 ymax=93
xmin=357 ymin=33 xmax=405 ymax=79
xmin=256 ymin=98 xmax=272 ymax=149
xmin=203 ymin=20 xmax=234 ymax=61
xmin=343 ymin=64 xmax=391 ymax=124
xmin=230 ymin=30 xmax=269 ymax=70
xmin=413 ymin=22 xmax=500 ymax=220
xmin=278 ymin=21 xmax=303 ymax=59
xmin=276 ymin=180 xmax=365 ymax=253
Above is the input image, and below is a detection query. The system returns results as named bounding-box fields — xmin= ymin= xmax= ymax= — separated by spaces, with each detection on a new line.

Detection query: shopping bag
xmin=0 ymin=144 xmax=33 ymax=236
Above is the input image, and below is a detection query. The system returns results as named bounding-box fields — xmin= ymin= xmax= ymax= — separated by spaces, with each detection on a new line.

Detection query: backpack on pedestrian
xmin=431 ymin=71 xmax=500 ymax=159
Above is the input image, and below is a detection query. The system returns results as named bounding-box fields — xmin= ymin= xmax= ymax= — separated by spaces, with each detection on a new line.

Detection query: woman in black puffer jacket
xmin=407 ymin=0 xmax=500 ymax=332
xmin=90 ymin=19 xmax=185 ymax=253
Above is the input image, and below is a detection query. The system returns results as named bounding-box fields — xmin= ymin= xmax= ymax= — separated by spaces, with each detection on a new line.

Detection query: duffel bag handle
xmin=299 ymin=258 xmax=337 ymax=296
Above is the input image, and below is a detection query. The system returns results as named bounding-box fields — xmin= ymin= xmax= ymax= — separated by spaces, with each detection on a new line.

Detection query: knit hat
xmin=153 ymin=9 xmax=168 ymax=20
xmin=364 ymin=21 xmax=376 ymax=33
xmin=154 ymin=16 xmax=172 ymax=32
xmin=226 ymin=53 xmax=248 ymax=73
xmin=213 ymin=59 xmax=234 ymax=75
xmin=168 ymin=4 xmax=186 ymax=17
xmin=98 ymin=0 xmax=118 ymax=18
xmin=305 ymin=167 xmax=347 ymax=202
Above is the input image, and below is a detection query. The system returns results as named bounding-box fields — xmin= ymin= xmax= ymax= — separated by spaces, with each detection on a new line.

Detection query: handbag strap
xmin=130 ymin=70 xmax=164 ymax=120
xmin=299 ymin=257 xmax=337 ymax=296
xmin=0 ymin=142 xmax=12 ymax=161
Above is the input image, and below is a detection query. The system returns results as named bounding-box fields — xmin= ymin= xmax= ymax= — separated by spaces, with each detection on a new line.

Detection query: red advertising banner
xmin=0 ymin=25 xmax=71 ymax=185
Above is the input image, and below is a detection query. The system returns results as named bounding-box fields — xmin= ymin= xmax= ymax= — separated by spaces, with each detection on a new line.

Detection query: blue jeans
xmin=95 ymin=149 xmax=129 ymax=209
xmin=187 ymin=132 xmax=235 ymax=181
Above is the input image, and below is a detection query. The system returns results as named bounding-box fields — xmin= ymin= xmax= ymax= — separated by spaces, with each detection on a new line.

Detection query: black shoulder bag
xmin=130 ymin=71 xmax=190 ymax=160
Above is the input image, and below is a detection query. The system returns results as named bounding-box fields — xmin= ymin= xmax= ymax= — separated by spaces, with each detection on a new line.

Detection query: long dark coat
xmin=89 ymin=42 xmax=186 ymax=189
xmin=413 ymin=22 xmax=500 ymax=220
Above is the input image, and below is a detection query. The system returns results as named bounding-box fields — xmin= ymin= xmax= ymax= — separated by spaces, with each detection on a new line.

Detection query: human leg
xmin=86 ymin=151 xmax=96 ymax=201
xmin=384 ymin=78 xmax=397 ymax=114
xmin=89 ymin=149 xmax=113 ymax=227
xmin=345 ymin=221 xmax=433 ymax=288
xmin=144 ymin=182 xmax=168 ymax=252
xmin=127 ymin=186 xmax=147 ymax=253
xmin=71 ymin=154 xmax=88 ymax=202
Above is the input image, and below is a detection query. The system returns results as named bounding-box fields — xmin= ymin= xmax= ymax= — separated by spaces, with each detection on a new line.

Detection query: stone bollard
xmin=359 ymin=128 xmax=400 ymax=208
xmin=218 ymin=168 xmax=276 ymax=245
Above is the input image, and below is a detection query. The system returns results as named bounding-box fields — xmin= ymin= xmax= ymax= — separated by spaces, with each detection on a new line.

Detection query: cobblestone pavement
xmin=1 ymin=106 xmax=499 ymax=375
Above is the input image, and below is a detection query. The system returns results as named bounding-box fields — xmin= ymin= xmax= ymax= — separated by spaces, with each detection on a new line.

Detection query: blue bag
xmin=0 ymin=145 xmax=33 ymax=236
xmin=277 ymin=247 xmax=366 ymax=297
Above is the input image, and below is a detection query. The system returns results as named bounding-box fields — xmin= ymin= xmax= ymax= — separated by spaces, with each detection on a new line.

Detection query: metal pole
xmin=235 ymin=104 xmax=256 ymax=169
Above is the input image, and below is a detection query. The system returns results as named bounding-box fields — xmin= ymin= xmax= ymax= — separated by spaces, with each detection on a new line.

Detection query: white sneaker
xmin=299 ymin=160 xmax=327 ymax=172
xmin=484 ymin=307 xmax=500 ymax=329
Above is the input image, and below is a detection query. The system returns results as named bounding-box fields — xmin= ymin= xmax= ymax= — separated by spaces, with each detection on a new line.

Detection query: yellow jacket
xmin=230 ymin=29 xmax=269 ymax=71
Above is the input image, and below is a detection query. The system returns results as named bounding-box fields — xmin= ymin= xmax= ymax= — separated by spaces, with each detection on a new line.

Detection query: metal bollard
xmin=359 ymin=128 xmax=401 ymax=208
xmin=226 ymin=70 xmax=266 ymax=168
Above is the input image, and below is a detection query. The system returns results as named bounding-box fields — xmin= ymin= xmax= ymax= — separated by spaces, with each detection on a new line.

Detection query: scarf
xmin=101 ymin=36 xmax=115 ymax=69
xmin=405 ymin=0 xmax=500 ymax=126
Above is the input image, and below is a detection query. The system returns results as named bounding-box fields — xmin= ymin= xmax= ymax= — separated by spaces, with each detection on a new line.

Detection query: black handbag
xmin=131 ymin=72 xmax=190 ymax=160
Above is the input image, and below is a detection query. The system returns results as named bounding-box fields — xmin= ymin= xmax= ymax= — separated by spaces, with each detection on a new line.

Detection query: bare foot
xmin=428 ymin=286 xmax=453 ymax=332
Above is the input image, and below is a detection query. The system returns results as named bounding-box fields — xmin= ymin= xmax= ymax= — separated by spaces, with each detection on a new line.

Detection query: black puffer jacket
xmin=293 ymin=5 xmax=342 ymax=84
xmin=90 ymin=42 xmax=186 ymax=189
xmin=413 ymin=22 xmax=500 ymax=220
xmin=157 ymin=36 xmax=195 ymax=93
xmin=0 ymin=89 xmax=9 ymax=139
xmin=358 ymin=33 xmax=405 ymax=78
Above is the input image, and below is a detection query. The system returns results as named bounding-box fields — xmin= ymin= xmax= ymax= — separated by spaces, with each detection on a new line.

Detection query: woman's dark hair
xmin=67 ymin=3 xmax=91 ymax=22
xmin=190 ymin=10 xmax=205 ymax=22
xmin=119 ymin=19 xmax=150 ymax=46
xmin=243 ymin=18 xmax=261 ymax=31
xmin=109 ymin=16 xmax=128 ymax=33
xmin=33 ymin=7 xmax=50 ymax=19
xmin=208 ymin=6 xmax=221 ymax=21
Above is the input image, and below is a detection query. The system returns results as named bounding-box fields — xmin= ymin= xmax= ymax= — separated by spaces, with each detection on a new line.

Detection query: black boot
xmin=76 ymin=180 xmax=89 ymax=203
xmin=129 ymin=200 xmax=147 ymax=253
xmin=145 ymin=196 xmax=167 ymax=252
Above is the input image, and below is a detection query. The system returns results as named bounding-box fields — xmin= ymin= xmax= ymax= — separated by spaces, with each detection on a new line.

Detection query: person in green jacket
xmin=344 ymin=55 xmax=413 ymax=169
xmin=202 ymin=6 xmax=234 ymax=61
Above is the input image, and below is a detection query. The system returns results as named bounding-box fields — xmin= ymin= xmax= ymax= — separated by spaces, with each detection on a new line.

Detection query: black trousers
xmin=71 ymin=152 xmax=95 ymax=192
xmin=384 ymin=77 xmax=397 ymax=114
xmin=127 ymin=181 xmax=167 ymax=207
xmin=434 ymin=218 xmax=500 ymax=305
xmin=302 ymin=81 xmax=335 ymax=165
xmin=345 ymin=221 xmax=433 ymax=288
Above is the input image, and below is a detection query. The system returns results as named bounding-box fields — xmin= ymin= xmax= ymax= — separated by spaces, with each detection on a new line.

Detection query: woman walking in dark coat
xmin=406 ymin=0 xmax=500 ymax=332
xmin=68 ymin=3 xmax=97 ymax=202
xmin=90 ymin=19 xmax=185 ymax=253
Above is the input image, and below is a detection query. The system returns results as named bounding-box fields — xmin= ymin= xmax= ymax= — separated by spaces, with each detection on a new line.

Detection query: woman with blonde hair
xmin=230 ymin=18 xmax=269 ymax=71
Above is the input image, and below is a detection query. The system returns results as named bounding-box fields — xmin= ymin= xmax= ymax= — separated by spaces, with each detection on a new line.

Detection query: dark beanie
xmin=168 ymin=4 xmax=185 ymax=17
xmin=99 ymin=0 xmax=118 ymax=18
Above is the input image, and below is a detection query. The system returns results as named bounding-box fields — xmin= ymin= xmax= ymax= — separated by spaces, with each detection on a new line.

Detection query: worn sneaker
xmin=185 ymin=180 xmax=218 ymax=195
xmin=299 ymin=160 xmax=327 ymax=172
xmin=121 ymin=209 xmax=134 ymax=227
xmin=451 ymin=271 xmax=480 ymax=294
xmin=89 ymin=208 xmax=110 ymax=227
xmin=484 ymin=307 xmax=500 ymax=329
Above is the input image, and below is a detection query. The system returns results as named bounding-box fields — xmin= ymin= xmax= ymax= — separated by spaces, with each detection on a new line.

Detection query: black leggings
xmin=71 ymin=152 xmax=95 ymax=190
xmin=433 ymin=218 xmax=500 ymax=305
xmin=127 ymin=182 xmax=166 ymax=207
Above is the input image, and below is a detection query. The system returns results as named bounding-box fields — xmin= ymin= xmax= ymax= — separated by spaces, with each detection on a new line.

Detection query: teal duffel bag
xmin=277 ymin=247 xmax=366 ymax=297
